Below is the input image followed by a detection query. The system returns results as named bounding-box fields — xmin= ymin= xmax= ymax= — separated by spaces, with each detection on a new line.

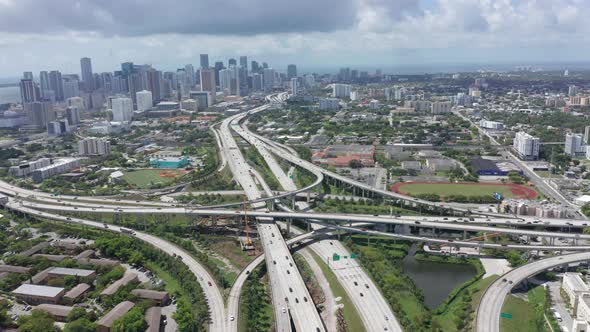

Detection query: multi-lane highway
xmin=476 ymin=252 xmax=590 ymax=332
xmin=218 ymin=109 xmax=326 ymax=332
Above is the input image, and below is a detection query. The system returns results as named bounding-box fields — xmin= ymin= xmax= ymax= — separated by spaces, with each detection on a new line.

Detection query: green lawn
xmin=395 ymin=183 xmax=531 ymax=199
xmin=310 ymin=251 xmax=366 ymax=332
xmin=122 ymin=169 xmax=185 ymax=189
xmin=500 ymin=295 xmax=536 ymax=332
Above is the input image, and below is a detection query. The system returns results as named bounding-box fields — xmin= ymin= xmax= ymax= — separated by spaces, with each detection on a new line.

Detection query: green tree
xmin=64 ymin=318 xmax=96 ymax=332
xmin=112 ymin=307 xmax=146 ymax=332
xmin=18 ymin=310 xmax=60 ymax=332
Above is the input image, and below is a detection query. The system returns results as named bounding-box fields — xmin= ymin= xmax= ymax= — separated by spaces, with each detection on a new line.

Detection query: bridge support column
xmin=291 ymin=196 xmax=295 ymax=210
xmin=287 ymin=218 xmax=291 ymax=235
xmin=307 ymin=192 xmax=310 ymax=203
xmin=463 ymin=230 xmax=467 ymax=240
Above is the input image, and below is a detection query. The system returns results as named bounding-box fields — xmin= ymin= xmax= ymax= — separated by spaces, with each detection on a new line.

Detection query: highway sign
xmin=332 ymin=254 xmax=340 ymax=261
xmin=493 ymin=192 xmax=503 ymax=201
xmin=351 ymin=253 xmax=358 ymax=259
xmin=500 ymin=312 xmax=512 ymax=319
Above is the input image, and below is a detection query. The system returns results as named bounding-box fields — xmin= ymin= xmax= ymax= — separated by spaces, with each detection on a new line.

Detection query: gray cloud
xmin=0 ymin=0 xmax=360 ymax=36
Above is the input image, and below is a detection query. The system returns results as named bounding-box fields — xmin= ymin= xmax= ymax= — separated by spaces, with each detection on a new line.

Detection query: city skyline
xmin=1 ymin=0 xmax=590 ymax=77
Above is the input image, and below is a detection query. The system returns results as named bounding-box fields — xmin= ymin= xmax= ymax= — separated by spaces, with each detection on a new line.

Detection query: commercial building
xmin=31 ymin=158 xmax=81 ymax=183
xmin=66 ymin=106 xmax=81 ymax=126
xmin=479 ymin=119 xmax=505 ymax=130
xmin=80 ymin=57 xmax=94 ymax=91
xmin=78 ymin=137 xmax=111 ymax=156
xmin=200 ymin=68 xmax=216 ymax=93
xmin=574 ymin=293 xmax=590 ymax=331
xmin=471 ymin=157 xmax=523 ymax=176
xmin=263 ymin=68 xmax=275 ymax=92
xmin=9 ymin=158 xmax=51 ymax=177
xmin=25 ymin=101 xmax=54 ymax=128
xmin=180 ymin=99 xmax=198 ymax=111
xmin=47 ymin=119 xmax=70 ymax=136
xmin=62 ymin=79 xmax=80 ymax=99
xmin=136 ymin=90 xmax=153 ymax=112
xmin=189 ymin=91 xmax=212 ymax=109
xmin=333 ymin=84 xmax=351 ymax=98
xmin=425 ymin=158 xmax=458 ymax=172
xmin=319 ymin=98 xmax=340 ymax=110
xmin=565 ymin=133 xmax=586 ymax=157
xmin=149 ymin=156 xmax=189 ymax=169
xmin=500 ymin=199 xmax=567 ymax=218
xmin=12 ymin=284 xmax=65 ymax=304
xmin=513 ymin=131 xmax=540 ymax=160
xmin=19 ymin=78 xmax=40 ymax=104
xmin=111 ymin=97 xmax=133 ymax=122
xmin=404 ymin=100 xmax=432 ymax=112
xmin=291 ymin=78 xmax=299 ymax=96
xmin=563 ymin=273 xmax=590 ymax=313
xmin=199 ymin=54 xmax=209 ymax=68
xmin=97 ymin=301 xmax=135 ymax=332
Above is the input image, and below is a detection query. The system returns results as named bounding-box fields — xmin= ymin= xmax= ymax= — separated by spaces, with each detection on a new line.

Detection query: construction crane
xmin=243 ymin=201 xmax=252 ymax=247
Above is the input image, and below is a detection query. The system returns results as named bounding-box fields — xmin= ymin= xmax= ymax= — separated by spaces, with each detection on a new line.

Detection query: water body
xmin=0 ymin=86 xmax=20 ymax=104
xmin=402 ymin=244 xmax=477 ymax=309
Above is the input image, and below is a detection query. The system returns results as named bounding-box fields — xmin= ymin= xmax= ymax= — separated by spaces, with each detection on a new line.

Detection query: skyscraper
xmin=146 ymin=69 xmax=162 ymax=102
xmin=228 ymin=58 xmax=237 ymax=67
xmin=66 ymin=106 xmax=81 ymax=126
xmin=214 ymin=61 xmax=224 ymax=87
xmin=121 ymin=62 xmax=134 ymax=78
xmin=291 ymin=78 xmax=298 ymax=96
xmin=19 ymin=78 xmax=40 ymax=104
xmin=239 ymin=56 xmax=248 ymax=69
xmin=565 ymin=133 xmax=584 ymax=156
xmin=80 ymin=57 xmax=94 ymax=91
xmin=287 ymin=64 xmax=297 ymax=79
xmin=251 ymin=61 xmax=259 ymax=73
xmin=111 ymin=97 xmax=133 ymax=122
xmin=184 ymin=64 xmax=195 ymax=86
xmin=200 ymin=54 xmax=209 ymax=68
xmin=262 ymin=68 xmax=275 ymax=92
xmin=513 ymin=132 xmax=540 ymax=160
xmin=39 ymin=71 xmax=50 ymax=98
xmin=48 ymin=70 xmax=64 ymax=101
xmin=200 ymin=68 xmax=216 ymax=94
xmin=62 ymin=78 xmax=80 ymax=99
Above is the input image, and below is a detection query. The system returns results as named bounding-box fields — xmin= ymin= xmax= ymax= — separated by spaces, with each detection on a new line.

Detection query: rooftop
xmin=36 ymin=304 xmax=74 ymax=317
xmin=564 ymin=273 xmax=589 ymax=292
xmin=64 ymin=283 xmax=91 ymax=299
xmin=49 ymin=267 xmax=95 ymax=277
xmin=98 ymin=301 xmax=135 ymax=328
xmin=13 ymin=284 xmax=64 ymax=298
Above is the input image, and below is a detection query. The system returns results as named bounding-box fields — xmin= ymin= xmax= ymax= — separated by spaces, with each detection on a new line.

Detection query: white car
xmin=282 ymin=307 xmax=286 ymax=313
xmin=229 ymin=315 xmax=235 ymax=321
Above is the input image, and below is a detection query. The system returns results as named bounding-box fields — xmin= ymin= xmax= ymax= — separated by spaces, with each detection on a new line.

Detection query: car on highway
xmin=282 ymin=307 xmax=286 ymax=313
xmin=229 ymin=315 xmax=235 ymax=321
xmin=208 ymin=281 xmax=212 ymax=287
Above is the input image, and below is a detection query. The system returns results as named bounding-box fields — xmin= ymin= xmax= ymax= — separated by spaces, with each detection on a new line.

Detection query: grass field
xmin=122 ymin=169 xmax=187 ymax=189
xmin=392 ymin=182 xmax=538 ymax=199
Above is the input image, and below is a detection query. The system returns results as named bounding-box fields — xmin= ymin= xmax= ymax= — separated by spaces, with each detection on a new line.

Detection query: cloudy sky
xmin=1 ymin=0 xmax=589 ymax=78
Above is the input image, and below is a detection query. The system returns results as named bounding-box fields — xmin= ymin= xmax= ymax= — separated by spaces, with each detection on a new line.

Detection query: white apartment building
xmin=9 ymin=158 xmax=51 ymax=177
xmin=31 ymin=158 xmax=81 ymax=183
xmin=136 ymin=90 xmax=153 ymax=112
xmin=332 ymin=84 xmax=351 ymax=98
xmin=78 ymin=137 xmax=111 ymax=156
xmin=479 ymin=120 xmax=505 ymax=130
xmin=565 ymin=133 xmax=585 ymax=157
xmin=111 ymin=97 xmax=133 ymax=122
xmin=319 ymin=98 xmax=340 ymax=110
xmin=513 ymin=131 xmax=540 ymax=160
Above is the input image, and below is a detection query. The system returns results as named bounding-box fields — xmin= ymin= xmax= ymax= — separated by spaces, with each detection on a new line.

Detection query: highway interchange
xmin=1 ymin=92 xmax=589 ymax=332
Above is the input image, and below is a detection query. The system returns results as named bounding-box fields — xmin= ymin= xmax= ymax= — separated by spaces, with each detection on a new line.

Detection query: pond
xmin=402 ymin=244 xmax=477 ymax=309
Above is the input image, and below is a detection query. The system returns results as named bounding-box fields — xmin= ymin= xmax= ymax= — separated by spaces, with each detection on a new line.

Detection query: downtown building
xmin=78 ymin=137 xmax=111 ymax=156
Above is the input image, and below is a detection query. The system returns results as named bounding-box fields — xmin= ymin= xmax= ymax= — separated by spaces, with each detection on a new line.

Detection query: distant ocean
xmin=0 ymin=86 xmax=20 ymax=104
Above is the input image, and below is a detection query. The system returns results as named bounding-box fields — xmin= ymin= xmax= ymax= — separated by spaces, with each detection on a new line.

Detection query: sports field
xmin=122 ymin=169 xmax=188 ymax=189
xmin=391 ymin=182 xmax=538 ymax=199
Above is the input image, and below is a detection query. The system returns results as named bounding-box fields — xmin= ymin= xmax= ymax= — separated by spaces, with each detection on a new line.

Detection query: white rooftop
xmin=49 ymin=267 xmax=95 ymax=277
xmin=13 ymin=284 xmax=64 ymax=297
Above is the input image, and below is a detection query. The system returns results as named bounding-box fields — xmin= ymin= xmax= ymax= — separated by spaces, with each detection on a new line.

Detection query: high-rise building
xmin=39 ymin=71 xmax=50 ymax=98
xmin=62 ymin=78 xmax=80 ymax=99
xmin=339 ymin=67 xmax=350 ymax=81
xmin=65 ymin=106 xmax=81 ymax=126
xmin=568 ymin=85 xmax=579 ymax=97
xmin=24 ymin=101 xmax=54 ymax=128
xmin=47 ymin=119 xmax=70 ymax=136
xmin=121 ymin=62 xmax=134 ymax=78
xmin=200 ymin=54 xmax=209 ymax=68
xmin=184 ymin=64 xmax=195 ymax=86
xmin=431 ymin=101 xmax=452 ymax=114
xmin=239 ymin=56 xmax=248 ymax=69
xmin=513 ymin=132 xmax=540 ymax=160
xmin=303 ymin=74 xmax=315 ymax=88
xmin=199 ymin=68 xmax=216 ymax=94
xmin=251 ymin=61 xmax=259 ymax=73
xmin=565 ymin=133 xmax=585 ymax=156
xmin=19 ymin=78 xmax=40 ymax=104
xmin=136 ymin=90 xmax=153 ymax=112
xmin=252 ymin=73 xmax=263 ymax=92
xmin=262 ymin=62 xmax=269 ymax=69
xmin=80 ymin=57 xmax=94 ymax=91
xmin=111 ymin=97 xmax=133 ymax=122
xmin=584 ymin=126 xmax=590 ymax=145
xmin=146 ymin=69 xmax=162 ymax=102
xmin=228 ymin=58 xmax=237 ymax=67
xmin=290 ymin=78 xmax=299 ymax=96
xmin=262 ymin=68 xmax=275 ymax=92
xmin=214 ymin=62 xmax=224 ymax=87
xmin=78 ymin=137 xmax=111 ymax=156
xmin=22 ymin=72 xmax=33 ymax=80
xmin=48 ymin=71 xmax=64 ymax=101
xmin=332 ymin=83 xmax=351 ymax=98
xmin=287 ymin=64 xmax=297 ymax=79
